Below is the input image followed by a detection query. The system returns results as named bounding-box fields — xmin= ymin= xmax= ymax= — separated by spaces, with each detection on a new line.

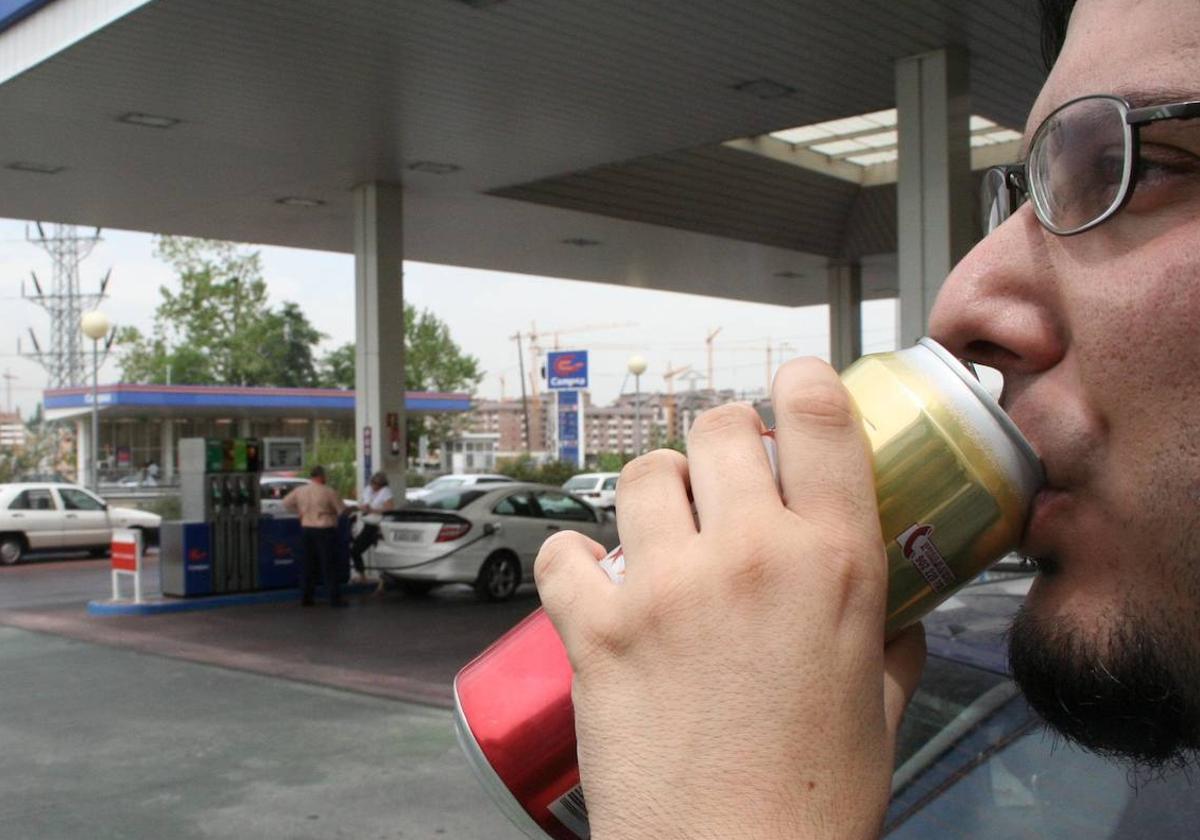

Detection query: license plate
xmin=390 ymin=529 xmax=423 ymax=544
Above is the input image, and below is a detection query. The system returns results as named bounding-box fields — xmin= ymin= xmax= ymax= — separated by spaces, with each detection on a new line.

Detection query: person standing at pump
xmin=283 ymin=465 xmax=347 ymax=607
xmin=350 ymin=471 xmax=395 ymax=583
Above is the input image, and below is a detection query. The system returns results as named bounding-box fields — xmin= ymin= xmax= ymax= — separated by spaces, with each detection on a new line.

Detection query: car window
xmin=426 ymin=477 xmax=463 ymax=491
xmin=536 ymin=492 xmax=596 ymax=522
xmin=602 ymin=477 xmax=618 ymax=491
xmin=58 ymin=488 xmax=106 ymax=511
xmin=563 ymin=476 xmax=598 ymax=492
xmin=477 ymin=477 xmax=509 ymax=484
xmin=419 ymin=489 xmax=487 ymax=511
xmin=9 ymin=489 xmax=56 ymax=511
xmin=493 ymin=492 xmax=537 ymax=518
xmin=886 ymin=698 xmax=1200 ymax=838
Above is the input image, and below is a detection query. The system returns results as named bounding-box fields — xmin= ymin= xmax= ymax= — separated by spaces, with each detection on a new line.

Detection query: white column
xmin=354 ymin=182 xmax=406 ymax=494
xmin=74 ymin=418 xmax=88 ymax=484
xmin=895 ymin=47 xmax=973 ymax=347
xmin=827 ymin=260 xmax=862 ymax=372
xmin=160 ymin=419 xmax=175 ymax=483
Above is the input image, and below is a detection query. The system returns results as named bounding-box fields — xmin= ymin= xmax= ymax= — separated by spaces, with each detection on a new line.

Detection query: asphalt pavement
xmin=0 ymin=556 xmax=545 ymax=838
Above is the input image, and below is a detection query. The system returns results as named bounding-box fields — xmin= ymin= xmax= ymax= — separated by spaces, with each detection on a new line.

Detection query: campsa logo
xmin=548 ymin=352 xmax=588 ymax=388
xmin=897 ymin=523 xmax=956 ymax=592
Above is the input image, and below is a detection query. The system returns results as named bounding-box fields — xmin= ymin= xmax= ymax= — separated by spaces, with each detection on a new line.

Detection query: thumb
xmin=883 ymin=623 xmax=926 ymax=738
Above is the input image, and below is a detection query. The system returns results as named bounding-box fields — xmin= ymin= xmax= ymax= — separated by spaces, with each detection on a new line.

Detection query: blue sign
xmin=547 ymin=351 xmax=589 ymax=390
xmin=558 ymin=390 xmax=580 ymax=465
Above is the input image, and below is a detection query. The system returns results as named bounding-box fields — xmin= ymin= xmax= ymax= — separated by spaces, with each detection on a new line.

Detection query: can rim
xmin=916 ymin=337 xmax=1044 ymax=479
xmin=453 ymin=680 xmax=555 ymax=840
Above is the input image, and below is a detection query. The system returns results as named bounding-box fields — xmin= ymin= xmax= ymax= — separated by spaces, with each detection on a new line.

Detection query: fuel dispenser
xmin=163 ymin=436 xmax=262 ymax=596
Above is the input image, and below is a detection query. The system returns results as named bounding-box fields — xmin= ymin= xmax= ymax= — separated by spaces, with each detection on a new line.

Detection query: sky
xmin=0 ymin=217 xmax=900 ymax=418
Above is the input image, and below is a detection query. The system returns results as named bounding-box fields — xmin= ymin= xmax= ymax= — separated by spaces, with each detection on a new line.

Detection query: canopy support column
xmin=895 ymin=47 xmax=973 ymax=346
xmin=828 ymin=259 xmax=862 ymax=371
xmin=354 ymin=182 xmax=406 ymax=495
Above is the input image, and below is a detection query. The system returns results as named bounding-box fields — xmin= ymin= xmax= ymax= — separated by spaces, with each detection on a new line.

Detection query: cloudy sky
xmin=0 ymin=216 xmax=900 ymax=418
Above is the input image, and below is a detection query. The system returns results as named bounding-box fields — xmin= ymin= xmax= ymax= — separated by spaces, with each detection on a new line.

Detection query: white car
xmin=374 ymin=482 xmax=619 ymax=601
xmin=260 ymin=475 xmax=311 ymax=516
xmin=404 ymin=473 xmax=512 ymax=503
xmin=0 ymin=483 xmax=163 ymax=565
xmin=562 ymin=472 xmax=620 ymax=511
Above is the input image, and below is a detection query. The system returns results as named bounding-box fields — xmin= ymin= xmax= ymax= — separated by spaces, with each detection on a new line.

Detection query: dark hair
xmin=1038 ymin=0 xmax=1076 ymax=70
xmin=369 ymin=471 xmax=389 ymax=487
xmin=309 ymin=465 xmax=326 ymax=480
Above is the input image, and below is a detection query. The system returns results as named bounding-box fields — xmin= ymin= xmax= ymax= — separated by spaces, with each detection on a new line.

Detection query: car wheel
xmin=475 ymin=552 xmax=521 ymax=602
xmin=0 ymin=536 xmax=24 ymax=566
xmin=398 ymin=579 xmax=437 ymax=597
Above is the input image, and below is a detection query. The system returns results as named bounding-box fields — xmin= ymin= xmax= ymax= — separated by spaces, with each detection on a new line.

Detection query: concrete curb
xmin=87 ymin=581 xmax=381 ymax=616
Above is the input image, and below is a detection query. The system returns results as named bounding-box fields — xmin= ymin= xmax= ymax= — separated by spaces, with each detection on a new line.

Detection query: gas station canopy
xmin=0 ymin=0 xmax=1043 ymax=307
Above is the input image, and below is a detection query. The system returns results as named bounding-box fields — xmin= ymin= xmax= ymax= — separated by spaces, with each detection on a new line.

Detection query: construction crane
xmin=705 ymin=327 xmax=722 ymax=391
xmin=663 ymin=362 xmax=692 ymax=442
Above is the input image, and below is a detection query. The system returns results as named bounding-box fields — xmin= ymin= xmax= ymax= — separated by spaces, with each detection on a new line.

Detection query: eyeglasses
xmin=981 ymin=94 xmax=1200 ymax=237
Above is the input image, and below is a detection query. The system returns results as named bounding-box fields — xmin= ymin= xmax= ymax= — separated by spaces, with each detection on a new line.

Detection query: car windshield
xmin=562 ymin=476 xmax=599 ymax=491
xmin=425 ymin=477 xmax=464 ymax=491
xmin=417 ymin=489 xmax=487 ymax=511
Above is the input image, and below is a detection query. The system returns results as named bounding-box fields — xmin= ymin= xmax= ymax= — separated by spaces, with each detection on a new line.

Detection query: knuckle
xmin=775 ymin=361 xmax=857 ymax=432
xmin=688 ymin=402 xmax=760 ymax=440
xmin=533 ymin=530 xmax=579 ymax=590
xmin=619 ymin=448 xmax=685 ymax=488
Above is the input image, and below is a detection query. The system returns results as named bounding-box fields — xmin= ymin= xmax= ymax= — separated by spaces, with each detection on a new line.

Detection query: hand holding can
xmin=456 ymin=340 xmax=1042 ymax=840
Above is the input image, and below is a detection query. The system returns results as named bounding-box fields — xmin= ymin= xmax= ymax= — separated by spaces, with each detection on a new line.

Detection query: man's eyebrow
xmin=1018 ymin=88 xmax=1200 ymax=158
xmin=1112 ymin=87 xmax=1198 ymax=108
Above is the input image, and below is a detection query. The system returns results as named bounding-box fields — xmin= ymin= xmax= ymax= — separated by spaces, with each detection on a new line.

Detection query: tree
xmin=116 ymin=237 xmax=326 ymax=387
xmin=318 ymin=343 xmax=355 ymax=390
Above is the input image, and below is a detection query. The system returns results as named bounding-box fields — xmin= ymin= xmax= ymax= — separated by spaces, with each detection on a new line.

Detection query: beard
xmin=1008 ymin=599 xmax=1200 ymax=769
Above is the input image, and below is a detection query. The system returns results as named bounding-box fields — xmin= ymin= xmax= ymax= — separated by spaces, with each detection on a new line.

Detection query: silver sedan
xmin=372 ymin=482 xmax=619 ymax=601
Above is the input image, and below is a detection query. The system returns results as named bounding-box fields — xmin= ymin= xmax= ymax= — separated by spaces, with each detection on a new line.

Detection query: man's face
xmin=929 ymin=0 xmax=1200 ymax=765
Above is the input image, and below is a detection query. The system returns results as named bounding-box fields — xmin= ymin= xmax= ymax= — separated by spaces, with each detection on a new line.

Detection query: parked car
xmin=0 ymin=482 xmax=162 ymax=564
xmin=883 ymin=573 xmax=1200 ymax=837
xmin=561 ymin=472 xmax=620 ymax=511
xmin=260 ymin=475 xmax=311 ymax=516
xmin=404 ymin=473 xmax=512 ymax=503
xmin=374 ymin=482 xmax=618 ymax=600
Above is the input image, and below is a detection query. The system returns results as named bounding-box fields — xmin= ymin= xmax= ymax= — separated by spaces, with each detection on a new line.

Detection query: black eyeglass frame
xmin=982 ymin=94 xmax=1200 ymax=237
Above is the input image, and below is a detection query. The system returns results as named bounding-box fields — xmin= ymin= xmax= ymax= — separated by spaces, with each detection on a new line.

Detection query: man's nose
xmin=928 ymin=208 xmax=1064 ymax=376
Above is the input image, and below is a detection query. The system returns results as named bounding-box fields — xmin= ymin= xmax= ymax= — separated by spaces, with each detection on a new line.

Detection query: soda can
xmin=453 ymin=337 xmax=1043 ymax=840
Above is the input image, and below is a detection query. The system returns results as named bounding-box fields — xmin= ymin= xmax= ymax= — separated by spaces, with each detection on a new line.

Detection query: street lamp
xmin=81 ymin=310 xmax=110 ymax=492
xmin=627 ymin=355 xmax=647 ymax=456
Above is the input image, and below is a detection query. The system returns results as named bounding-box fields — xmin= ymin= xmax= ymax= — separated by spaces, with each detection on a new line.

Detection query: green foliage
xmin=318 ymin=343 xmax=356 ymax=389
xmin=0 ymin=420 xmax=69 ymax=484
xmin=140 ymin=495 xmax=182 ymax=520
xmin=495 ymin=455 xmax=581 ymax=486
xmin=593 ymin=451 xmax=636 ymax=472
xmin=117 ymin=237 xmax=327 ymax=387
xmin=304 ymin=437 xmax=357 ymax=500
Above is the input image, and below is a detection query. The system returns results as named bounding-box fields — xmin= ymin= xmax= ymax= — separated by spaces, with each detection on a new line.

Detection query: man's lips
xmin=1021 ymin=484 xmax=1071 ymax=561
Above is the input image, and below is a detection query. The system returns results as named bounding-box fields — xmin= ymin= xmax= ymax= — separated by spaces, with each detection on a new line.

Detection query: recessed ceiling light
xmin=276 ymin=196 xmax=326 ymax=208
xmin=6 ymin=161 xmax=66 ymax=175
xmin=773 ymin=270 xmax=807 ymax=280
xmin=407 ymin=161 xmax=462 ymax=175
xmin=732 ymin=78 xmax=796 ymax=101
xmin=118 ymin=112 xmax=181 ymax=129
xmin=561 ymin=237 xmax=602 ymax=247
